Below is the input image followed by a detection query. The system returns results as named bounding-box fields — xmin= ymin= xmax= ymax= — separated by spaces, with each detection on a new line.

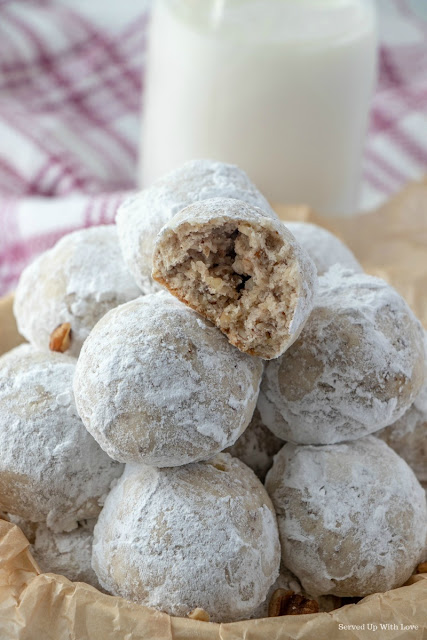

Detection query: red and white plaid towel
xmin=0 ymin=0 xmax=426 ymax=296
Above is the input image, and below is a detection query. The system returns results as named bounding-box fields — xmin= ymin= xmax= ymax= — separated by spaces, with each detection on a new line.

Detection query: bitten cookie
xmin=152 ymin=198 xmax=317 ymax=360
xmin=116 ymin=159 xmax=278 ymax=293
xmin=265 ymin=437 xmax=427 ymax=597
xmin=259 ymin=266 xmax=425 ymax=444
xmin=74 ymin=293 xmax=263 ymax=467
xmin=92 ymin=454 xmax=281 ymax=622
xmin=284 ymin=222 xmax=362 ymax=275
xmin=225 ymin=408 xmax=283 ymax=482
xmin=14 ymin=225 xmax=141 ymax=357
xmin=0 ymin=345 xmax=123 ymax=532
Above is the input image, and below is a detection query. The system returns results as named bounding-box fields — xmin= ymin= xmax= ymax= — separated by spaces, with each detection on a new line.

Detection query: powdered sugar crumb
xmin=32 ymin=519 xmax=101 ymax=589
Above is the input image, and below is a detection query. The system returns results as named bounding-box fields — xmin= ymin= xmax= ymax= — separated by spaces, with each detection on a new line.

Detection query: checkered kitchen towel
xmin=0 ymin=0 xmax=426 ymax=296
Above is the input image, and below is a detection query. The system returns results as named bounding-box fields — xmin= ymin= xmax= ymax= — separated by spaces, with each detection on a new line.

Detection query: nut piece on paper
xmin=188 ymin=608 xmax=210 ymax=622
xmin=49 ymin=322 xmax=72 ymax=353
xmin=268 ymin=589 xmax=320 ymax=617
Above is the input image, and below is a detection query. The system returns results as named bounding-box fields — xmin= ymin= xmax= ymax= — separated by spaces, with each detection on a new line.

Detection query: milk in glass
xmin=140 ymin=0 xmax=377 ymax=215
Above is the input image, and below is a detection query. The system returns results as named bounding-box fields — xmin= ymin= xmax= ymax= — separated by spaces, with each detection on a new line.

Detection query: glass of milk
xmin=140 ymin=0 xmax=378 ymax=216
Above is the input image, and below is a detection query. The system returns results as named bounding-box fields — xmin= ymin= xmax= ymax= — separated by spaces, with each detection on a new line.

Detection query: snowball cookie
xmin=284 ymin=222 xmax=362 ymax=275
xmin=152 ymin=198 xmax=317 ymax=360
xmin=32 ymin=520 xmax=101 ymax=589
xmin=225 ymin=408 xmax=283 ymax=482
xmin=265 ymin=437 xmax=427 ymax=597
xmin=74 ymin=293 xmax=263 ymax=467
xmin=259 ymin=266 xmax=425 ymax=444
xmin=92 ymin=453 xmax=281 ymax=622
xmin=0 ymin=344 xmax=123 ymax=532
xmin=14 ymin=225 xmax=141 ymax=357
xmin=377 ymin=333 xmax=427 ymax=484
xmin=116 ymin=159 xmax=277 ymax=293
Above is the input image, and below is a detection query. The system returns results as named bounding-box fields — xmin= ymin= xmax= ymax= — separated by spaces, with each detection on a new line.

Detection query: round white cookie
xmin=259 ymin=266 xmax=425 ymax=444
xmin=14 ymin=225 xmax=141 ymax=357
xmin=92 ymin=454 xmax=281 ymax=622
xmin=116 ymin=159 xmax=277 ymax=293
xmin=152 ymin=198 xmax=317 ymax=360
xmin=0 ymin=345 xmax=123 ymax=532
xmin=265 ymin=437 xmax=427 ymax=597
xmin=74 ymin=293 xmax=263 ymax=467
xmin=284 ymin=222 xmax=362 ymax=275
xmin=32 ymin=520 xmax=101 ymax=589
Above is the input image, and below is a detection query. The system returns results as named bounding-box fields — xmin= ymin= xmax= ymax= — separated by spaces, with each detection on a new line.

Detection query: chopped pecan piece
xmin=49 ymin=322 xmax=72 ymax=353
xmin=188 ymin=608 xmax=210 ymax=622
xmin=268 ymin=589 xmax=320 ymax=617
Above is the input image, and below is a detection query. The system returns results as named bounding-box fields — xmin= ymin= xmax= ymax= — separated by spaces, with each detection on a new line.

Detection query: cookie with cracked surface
xmin=14 ymin=225 xmax=141 ymax=357
xmin=74 ymin=292 xmax=263 ymax=467
xmin=0 ymin=344 xmax=123 ymax=532
xmin=92 ymin=454 xmax=281 ymax=622
xmin=265 ymin=437 xmax=427 ymax=597
xmin=259 ymin=265 xmax=425 ymax=444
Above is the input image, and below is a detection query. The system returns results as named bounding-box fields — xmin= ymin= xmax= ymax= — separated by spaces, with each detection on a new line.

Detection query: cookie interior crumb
xmin=154 ymin=219 xmax=301 ymax=359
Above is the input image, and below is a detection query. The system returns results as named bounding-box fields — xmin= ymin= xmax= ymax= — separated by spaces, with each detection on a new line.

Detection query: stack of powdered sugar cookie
xmin=2 ymin=159 xmax=426 ymax=623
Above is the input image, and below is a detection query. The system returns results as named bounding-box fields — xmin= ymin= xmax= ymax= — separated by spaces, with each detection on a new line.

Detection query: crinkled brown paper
xmin=0 ymin=179 xmax=426 ymax=639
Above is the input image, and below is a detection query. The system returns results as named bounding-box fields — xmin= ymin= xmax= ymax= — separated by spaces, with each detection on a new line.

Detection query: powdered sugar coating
xmin=265 ymin=437 xmax=427 ymax=597
xmin=225 ymin=408 xmax=283 ymax=481
xmin=116 ymin=159 xmax=277 ymax=293
xmin=14 ymin=226 xmax=141 ymax=357
xmin=377 ymin=332 xmax=427 ymax=483
xmin=284 ymin=222 xmax=362 ymax=275
xmin=0 ymin=344 xmax=123 ymax=532
xmin=74 ymin=292 xmax=263 ymax=467
xmin=152 ymin=198 xmax=318 ymax=359
xmin=32 ymin=520 xmax=101 ymax=589
xmin=259 ymin=266 xmax=425 ymax=444
xmin=92 ymin=454 xmax=281 ymax=622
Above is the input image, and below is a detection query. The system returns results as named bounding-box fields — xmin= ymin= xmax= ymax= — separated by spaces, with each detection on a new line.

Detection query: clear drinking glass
xmin=140 ymin=0 xmax=378 ymax=216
